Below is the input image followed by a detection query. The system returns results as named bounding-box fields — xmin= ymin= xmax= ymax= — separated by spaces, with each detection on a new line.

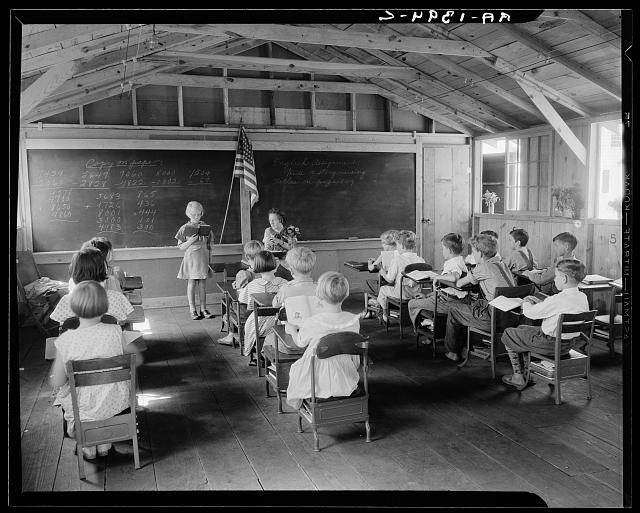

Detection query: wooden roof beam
xmin=541 ymin=10 xmax=621 ymax=51
xmin=516 ymin=79 xmax=586 ymax=165
xmin=276 ymin=41 xmax=475 ymax=135
xmin=22 ymin=24 xmax=132 ymax=57
xmin=412 ymin=23 xmax=595 ymax=118
xmin=134 ymin=73 xmax=382 ymax=95
xmin=500 ymin=24 xmax=621 ymax=101
xmin=329 ymin=25 xmax=526 ymax=130
xmin=20 ymin=60 xmax=80 ymax=120
xmin=155 ymin=23 xmax=493 ymax=58
xmin=141 ymin=51 xmax=426 ymax=80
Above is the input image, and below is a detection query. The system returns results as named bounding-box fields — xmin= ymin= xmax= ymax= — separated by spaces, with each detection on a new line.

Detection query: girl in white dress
xmin=175 ymin=201 xmax=215 ymax=320
xmin=286 ymin=271 xmax=360 ymax=410
xmin=50 ymin=281 xmax=143 ymax=460
xmin=238 ymin=251 xmax=288 ymax=364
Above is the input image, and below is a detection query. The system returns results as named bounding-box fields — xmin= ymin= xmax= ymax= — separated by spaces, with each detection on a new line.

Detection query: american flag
xmin=233 ymin=125 xmax=258 ymax=207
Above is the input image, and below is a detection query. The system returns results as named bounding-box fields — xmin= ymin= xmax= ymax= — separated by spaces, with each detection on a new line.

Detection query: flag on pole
xmin=233 ymin=125 xmax=258 ymax=208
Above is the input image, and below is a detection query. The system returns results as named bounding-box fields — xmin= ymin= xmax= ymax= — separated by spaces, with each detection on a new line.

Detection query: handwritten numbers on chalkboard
xmin=48 ymin=188 xmax=74 ymax=222
xmin=150 ymin=168 xmax=178 ymax=186
xmin=188 ymin=168 xmax=212 ymax=185
xmin=134 ymin=189 xmax=158 ymax=234
xmin=36 ymin=169 xmax=65 ymax=188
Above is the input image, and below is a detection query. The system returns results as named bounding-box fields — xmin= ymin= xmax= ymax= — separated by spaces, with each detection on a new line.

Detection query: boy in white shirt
xmin=408 ymin=233 xmax=467 ymax=326
xmin=501 ymin=259 xmax=589 ymax=390
xmin=376 ymin=230 xmax=426 ymax=323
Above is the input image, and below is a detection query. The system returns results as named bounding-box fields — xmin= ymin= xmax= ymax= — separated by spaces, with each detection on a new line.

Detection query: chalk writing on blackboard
xmin=272 ymin=157 xmax=366 ymax=188
xmin=48 ymin=188 xmax=77 ymax=222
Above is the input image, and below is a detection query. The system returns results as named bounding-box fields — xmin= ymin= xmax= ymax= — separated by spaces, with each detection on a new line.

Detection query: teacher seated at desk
xmin=263 ymin=208 xmax=298 ymax=253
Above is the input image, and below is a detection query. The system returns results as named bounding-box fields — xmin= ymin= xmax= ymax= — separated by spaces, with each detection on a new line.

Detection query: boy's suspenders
xmin=520 ymin=248 xmax=534 ymax=271
xmin=491 ymin=261 xmax=516 ymax=287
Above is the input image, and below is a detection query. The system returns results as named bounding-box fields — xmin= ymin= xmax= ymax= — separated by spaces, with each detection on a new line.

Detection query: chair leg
xmin=555 ymin=376 xmax=562 ymax=405
xmin=313 ymin=427 xmax=320 ymax=452
xmin=76 ymin=442 xmax=86 ymax=480
xmin=384 ymin=305 xmax=389 ymax=333
xmin=265 ymin=379 xmax=270 ymax=397
xmin=490 ymin=338 xmax=496 ymax=379
xmin=297 ymin=413 xmax=303 ymax=433
xmin=132 ymin=430 xmax=141 ymax=470
xmin=277 ymin=391 xmax=283 ymax=414
xmin=399 ymin=307 xmax=404 ymax=340
xmin=365 ymin=419 xmax=372 ymax=443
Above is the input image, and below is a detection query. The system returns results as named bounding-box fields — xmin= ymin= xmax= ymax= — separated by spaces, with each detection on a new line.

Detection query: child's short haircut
xmin=553 ymin=232 xmax=578 ymax=252
xmin=396 ymin=230 xmax=417 ymax=251
xmin=555 ymin=259 xmax=586 ymax=283
xmin=69 ymin=247 xmax=108 ymax=284
xmin=243 ymin=240 xmax=264 ymax=260
xmin=69 ymin=280 xmax=109 ymax=318
xmin=83 ymin=236 xmax=113 ymax=260
xmin=470 ymin=234 xmax=497 ymax=259
xmin=481 ymin=230 xmax=499 ymax=239
xmin=509 ymin=228 xmax=529 ymax=247
xmin=380 ymin=230 xmax=399 ymax=247
xmin=186 ymin=201 xmax=204 ymax=217
xmin=252 ymin=250 xmax=277 ymax=273
xmin=316 ymin=271 xmax=349 ymax=305
xmin=441 ymin=233 xmax=464 ymax=255
xmin=268 ymin=207 xmax=286 ymax=226
xmin=286 ymin=246 xmax=316 ymax=274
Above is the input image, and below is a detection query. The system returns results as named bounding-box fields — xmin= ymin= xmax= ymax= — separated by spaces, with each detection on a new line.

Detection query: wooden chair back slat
xmin=492 ymin=284 xmax=535 ymax=332
xmin=315 ymin=332 xmax=369 ymax=359
xmin=404 ymin=262 xmax=432 ymax=274
xmin=68 ymin=354 xmax=132 ymax=372
xmin=71 ymin=367 xmax=132 ymax=387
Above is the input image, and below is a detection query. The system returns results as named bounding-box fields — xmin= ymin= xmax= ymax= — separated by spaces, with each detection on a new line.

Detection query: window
xmin=505 ymin=135 xmax=550 ymax=213
xmin=594 ymin=120 xmax=623 ymax=219
xmin=480 ymin=138 xmax=505 ymax=214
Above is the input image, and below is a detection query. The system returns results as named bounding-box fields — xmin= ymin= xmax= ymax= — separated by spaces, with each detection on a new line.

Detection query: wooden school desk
xmin=251 ymin=292 xmax=278 ymax=377
xmin=578 ymin=279 xmax=613 ymax=314
xmin=343 ymin=260 xmax=375 ymax=272
xmin=265 ymin=324 xmax=304 ymax=413
xmin=122 ymin=276 xmax=143 ymax=291
xmin=217 ymin=281 xmax=246 ymax=351
xmin=121 ymin=305 xmax=145 ymax=331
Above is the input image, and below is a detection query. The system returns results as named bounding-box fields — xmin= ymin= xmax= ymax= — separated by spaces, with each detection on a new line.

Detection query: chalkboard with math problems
xmin=250 ymin=151 xmax=415 ymax=241
xmin=27 ymin=149 xmax=241 ymax=251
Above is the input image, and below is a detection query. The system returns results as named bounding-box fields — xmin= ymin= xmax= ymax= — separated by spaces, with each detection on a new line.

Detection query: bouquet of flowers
xmin=284 ymin=225 xmax=301 ymax=242
xmin=482 ymin=189 xmax=500 ymax=207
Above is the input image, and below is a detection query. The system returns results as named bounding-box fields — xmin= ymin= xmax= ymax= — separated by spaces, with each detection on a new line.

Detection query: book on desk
xmin=582 ymin=274 xmax=612 ymax=285
xmin=284 ymin=296 xmax=323 ymax=328
xmin=489 ymin=296 xmax=525 ymax=312
xmin=344 ymin=260 xmax=370 ymax=272
xmin=122 ymin=276 xmax=143 ymax=290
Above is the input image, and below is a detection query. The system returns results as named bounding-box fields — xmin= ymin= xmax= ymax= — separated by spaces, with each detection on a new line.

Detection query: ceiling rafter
xmin=23 ymin=38 xmax=264 ymax=124
xmin=499 ymin=24 xmax=620 ymax=101
xmin=155 ymin=23 xmax=493 ymax=58
xmin=412 ymin=23 xmax=596 ymax=118
xmin=541 ymin=10 xmax=621 ymax=51
xmin=275 ymin=41 xmax=476 ymax=135
xmin=321 ymin=24 xmax=526 ymax=130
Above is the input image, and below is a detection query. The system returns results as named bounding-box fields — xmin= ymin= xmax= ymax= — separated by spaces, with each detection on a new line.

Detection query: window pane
xmin=596 ymin=121 xmax=623 ymax=219
xmin=507 ymin=139 xmax=518 ymax=164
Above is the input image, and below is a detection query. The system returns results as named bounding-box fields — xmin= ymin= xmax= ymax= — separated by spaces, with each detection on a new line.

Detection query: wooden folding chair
xmin=386 ymin=262 xmax=433 ymax=338
xmin=296 ymin=332 xmax=371 ymax=452
xmin=529 ymin=310 xmax=598 ymax=405
xmin=66 ymin=354 xmax=140 ymax=480
xmin=16 ymin=250 xmax=59 ymax=336
xmin=264 ymin=322 xmax=304 ymax=414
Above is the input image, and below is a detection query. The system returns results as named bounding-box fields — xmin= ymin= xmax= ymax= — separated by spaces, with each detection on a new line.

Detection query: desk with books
xmin=578 ymin=275 xmax=613 ymax=314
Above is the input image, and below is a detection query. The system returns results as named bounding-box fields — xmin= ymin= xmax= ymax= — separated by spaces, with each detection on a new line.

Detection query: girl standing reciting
xmin=176 ymin=201 xmax=215 ymax=320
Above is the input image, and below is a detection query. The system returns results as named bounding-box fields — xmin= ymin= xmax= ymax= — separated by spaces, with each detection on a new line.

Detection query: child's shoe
xmin=202 ymin=309 xmax=216 ymax=319
xmin=82 ymin=445 xmax=97 ymax=460
xmin=444 ymin=351 xmax=459 ymax=362
xmin=218 ymin=333 xmax=234 ymax=346
xmin=97 ymin=443 xmax=112 ymax=457
xmin=192 ymin=310 xmax=204 ymax=320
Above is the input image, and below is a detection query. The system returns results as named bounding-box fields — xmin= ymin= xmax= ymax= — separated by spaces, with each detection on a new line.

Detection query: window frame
xmin=591 ymin=119 xmax=623 ymax=220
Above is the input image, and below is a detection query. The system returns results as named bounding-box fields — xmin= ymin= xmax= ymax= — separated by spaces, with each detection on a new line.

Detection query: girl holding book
xmin=175 ymin=200 xmax=215 ymax=320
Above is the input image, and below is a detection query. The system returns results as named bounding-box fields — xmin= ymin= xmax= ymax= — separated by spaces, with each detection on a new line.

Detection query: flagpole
xmin=219 ymin=162 xmax=236 ymax=245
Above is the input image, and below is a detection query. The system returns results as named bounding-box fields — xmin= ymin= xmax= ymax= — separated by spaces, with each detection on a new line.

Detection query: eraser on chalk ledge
xmin=348 ymin=237 xmax=359 ymax=240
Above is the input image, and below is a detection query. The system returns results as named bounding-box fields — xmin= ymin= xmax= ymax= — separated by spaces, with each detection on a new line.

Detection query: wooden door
xmin=421 ymin=146 xmax=471 ymax=270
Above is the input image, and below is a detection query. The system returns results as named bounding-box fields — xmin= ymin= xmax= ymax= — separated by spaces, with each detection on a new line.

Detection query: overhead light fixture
xmin=147 ymin=24 xmax=159 ymax=51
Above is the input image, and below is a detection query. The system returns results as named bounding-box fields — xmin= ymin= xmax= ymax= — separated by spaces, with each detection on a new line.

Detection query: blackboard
xmin=250 ymin=151 xmax=415 ymax=241
xmin=27 ymin=149 xmax=241 ymax=251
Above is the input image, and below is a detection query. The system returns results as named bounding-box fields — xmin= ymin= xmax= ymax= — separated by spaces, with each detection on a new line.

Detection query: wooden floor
xmin=18 ymin=296 xmax=624 ymax=506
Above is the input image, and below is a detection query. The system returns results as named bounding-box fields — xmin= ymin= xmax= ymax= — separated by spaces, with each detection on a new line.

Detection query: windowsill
xmin=474 ymin=213 xmax=622 ymax=225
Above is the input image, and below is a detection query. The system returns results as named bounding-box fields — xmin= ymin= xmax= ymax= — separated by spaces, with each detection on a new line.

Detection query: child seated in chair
xmin=362 ymin=229 xmax=398 ymax=318
xmin=408 ymin=232 xmax=468 ymax=327
xmin=521 ymin=232 xmax=578 ymax=295
xmin=51 ymin=248 xmax=134 ymax=325
xmin=501 ymin=259 xmax=589 ymax=390
xmin=50 ymin=281 xmax=143 ymax=460
xmin=263 ymin=246 xmax=318 ymax=353
xmin=286 ymin=271 xmax=360 ymax=410
xmin=505 ymin=228 xmax=538 ymax=277
xmin=376 ymin=230 xmax=426 ymax=323
xmin=238 ymin=251 xmax=288 ymax=365
xmin=465 ymin=230 xmax=502 ymax=266
xmin=69 ymin=239 xmax=121 ymax=293
xmin=443 ymin=234 xmax=516 ymax=362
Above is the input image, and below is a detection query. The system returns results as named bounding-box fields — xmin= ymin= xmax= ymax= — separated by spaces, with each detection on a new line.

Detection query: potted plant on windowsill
xmin=482 ymin=190 xmax=500 ymax=214
xmin=552 ymin=186 xmax=584 ymax=220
